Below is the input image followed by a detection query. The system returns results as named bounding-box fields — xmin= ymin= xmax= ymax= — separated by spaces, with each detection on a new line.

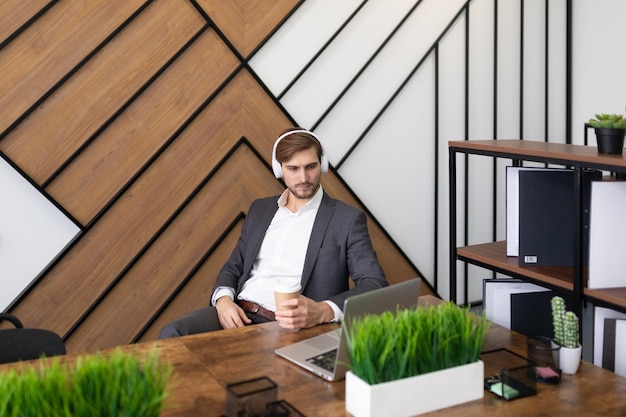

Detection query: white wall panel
xmin=249 ymin=0 xmax=363 ymax=96
xmin=496 ymin=0 xmax=521 ymax=139
xmin=340 ymin=56 xmax=436 ymax=281
xmin=0 ymin=158 xmax=80 ymax=311
xmin=573 ymin=0 xmax=626 ymax=145
xmin=468 ymin=0 xmax=496 ymax=141
xmin=522 ymin=0 xmax=546 ymax=141
xmin=547 ymin=0 xmax=568 ymax=143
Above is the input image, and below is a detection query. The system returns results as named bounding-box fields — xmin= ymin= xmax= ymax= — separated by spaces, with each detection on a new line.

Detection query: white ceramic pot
xmin=559 ymin=345 xmax=582 ymax=374
xmin=345 ymin=360 xmax=484 ymax=417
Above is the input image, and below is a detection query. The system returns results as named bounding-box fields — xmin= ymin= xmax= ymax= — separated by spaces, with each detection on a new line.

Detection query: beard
xmin=287 ymin=181 xmax=320 ymax=200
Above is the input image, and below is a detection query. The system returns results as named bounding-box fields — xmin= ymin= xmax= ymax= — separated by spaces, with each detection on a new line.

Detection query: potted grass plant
xmin=0 ymin=348 xmax=173 ymax=416
xmin=344 ymin=302 xmax=490 ymax=417
xmin=551 ymin=296 xmax=582 ymax=374
xmin=588 ymin=113 xmax=626 ymax=154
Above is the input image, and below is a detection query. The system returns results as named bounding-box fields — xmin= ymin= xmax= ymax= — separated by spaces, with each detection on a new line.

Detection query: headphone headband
xmin=271 ymin=129 xmax=328 ymax=178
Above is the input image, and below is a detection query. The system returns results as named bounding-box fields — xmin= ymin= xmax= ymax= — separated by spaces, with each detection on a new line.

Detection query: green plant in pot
xmin=551 ymin=296 xmax=582 ymax=374
xmin=0 ymin=348 xmax=173 ymax=416
xmin=344 ymin=302 xmax=490 ymax=417
xmin=588 ymin=113 xmax=626 ymax=154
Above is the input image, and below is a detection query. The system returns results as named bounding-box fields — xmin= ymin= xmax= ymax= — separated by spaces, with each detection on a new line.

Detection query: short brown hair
xmin=275 ymin=128 xmax=323 ymax=164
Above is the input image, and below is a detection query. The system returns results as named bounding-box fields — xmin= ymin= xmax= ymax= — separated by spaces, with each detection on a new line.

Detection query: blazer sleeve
xmin=211 ymin=197 xmax=277 ymax=300
xmin=305 ymin=201 xmax=388 ymax=310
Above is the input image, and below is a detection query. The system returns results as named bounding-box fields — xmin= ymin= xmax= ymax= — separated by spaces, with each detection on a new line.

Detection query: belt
xmin=236 ymin=300 xmax=275 ymax=321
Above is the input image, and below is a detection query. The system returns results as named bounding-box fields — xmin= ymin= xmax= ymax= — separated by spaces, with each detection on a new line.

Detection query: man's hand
xmin=215 ymin=296 xmax=251 ymax=329
xmin=274 ymin=295 xmax=334 ymax=330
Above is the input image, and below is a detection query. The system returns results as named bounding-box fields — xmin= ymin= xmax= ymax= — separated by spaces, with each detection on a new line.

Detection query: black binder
xmin=510 ymin=291 xmax=573 ymax=338
xmin=518 ymin=169 xmax=601 ymax=267
xmin=602 ymin=319 xmax=619 ymax=372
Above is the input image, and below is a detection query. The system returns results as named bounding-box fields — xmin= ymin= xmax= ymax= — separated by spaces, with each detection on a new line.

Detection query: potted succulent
xmin=588 ymin=113 xmax=626 ymax=154
xmin=0 ymin=348 xmax=173 ymax=416
xmin=551 ymin=296 xmax=582 ymax=374
xmin=344 ymin=302 xmax=490 ymax=417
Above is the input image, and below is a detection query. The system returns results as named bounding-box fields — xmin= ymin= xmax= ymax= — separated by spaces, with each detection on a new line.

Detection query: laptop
xmin=274 ymin=278 xmax=421 ymax=381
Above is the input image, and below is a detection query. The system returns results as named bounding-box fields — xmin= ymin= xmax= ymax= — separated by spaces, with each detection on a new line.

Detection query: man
xmin=158 ymin=128 xmax=387 ymax=338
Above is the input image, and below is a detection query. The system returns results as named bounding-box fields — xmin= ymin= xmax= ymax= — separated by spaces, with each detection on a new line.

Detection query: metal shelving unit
xmin=449 ymin=140 xmax=626 ymax=335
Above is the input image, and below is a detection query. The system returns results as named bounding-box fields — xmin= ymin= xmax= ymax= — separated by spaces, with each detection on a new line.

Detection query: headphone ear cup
xmin=320 ymin=154 xmax=329 ymax=173
xmin=272 ymin=159 xmax=283 ymax=178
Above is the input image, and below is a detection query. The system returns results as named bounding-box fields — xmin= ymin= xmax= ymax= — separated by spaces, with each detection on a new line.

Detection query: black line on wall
xmin=544 ymin=0 xmax=549 ymax=143
xmin=519 ymin=0 xmax=524 ymax=139
xmin=433 ymin=45 xmax=440 ymax=290
xmin=463 ymin=4 xmax=471 ymax=304
xmin=481 ymin=0 xmax=497 ymax=276
xmin=566 ymin=0 xmax=572 ymax=143
xmin=492 ymin=0 xmax=500 ymax=248
xmin=494 ymin=0 xmax=498 ymax=140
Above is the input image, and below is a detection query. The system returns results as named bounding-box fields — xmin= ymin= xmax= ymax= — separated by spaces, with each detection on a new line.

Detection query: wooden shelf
xmin=456 ymin=241 xmax=575 ymax=291
xmin=585 ymin=287 xmax=626 ymax=310
xmin=448 ymin=139 xmax=626 ymax=171
xmin=457 ymin=241 xmax=626 ymax=310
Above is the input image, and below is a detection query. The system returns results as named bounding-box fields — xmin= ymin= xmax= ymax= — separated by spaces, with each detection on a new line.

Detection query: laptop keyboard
xmin=306 ymin=349 xmax=338 ymax=372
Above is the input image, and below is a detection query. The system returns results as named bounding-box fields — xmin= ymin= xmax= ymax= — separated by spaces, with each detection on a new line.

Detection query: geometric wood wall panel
xmin=0 ymin=0 xmax=423 ymax=353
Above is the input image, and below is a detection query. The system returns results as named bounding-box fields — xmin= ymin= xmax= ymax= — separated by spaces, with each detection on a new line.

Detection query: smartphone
xmin=484 ymin=375 xmax=521 ymax=400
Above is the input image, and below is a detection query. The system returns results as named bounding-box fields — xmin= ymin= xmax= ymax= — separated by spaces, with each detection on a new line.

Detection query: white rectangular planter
xmin=345 ymin=360 xmax=484 ymax=417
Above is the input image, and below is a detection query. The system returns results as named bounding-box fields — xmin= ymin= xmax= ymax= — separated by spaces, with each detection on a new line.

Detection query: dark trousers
xmin=157 ymin=306 xmax=272 ymax=339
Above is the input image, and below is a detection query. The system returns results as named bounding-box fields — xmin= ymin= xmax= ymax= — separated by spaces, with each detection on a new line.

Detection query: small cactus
xmin=551 ymin=296 xmax=580 ymax=348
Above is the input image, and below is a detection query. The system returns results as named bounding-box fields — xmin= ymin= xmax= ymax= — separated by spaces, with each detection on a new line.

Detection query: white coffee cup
xmin=274 ymin=278 xmax=301 ymax=311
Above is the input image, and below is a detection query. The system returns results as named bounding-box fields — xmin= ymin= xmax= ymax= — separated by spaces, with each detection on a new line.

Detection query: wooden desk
xmin=175 ymin=295 xmax=626 ymax=416
xmin=3 ymin=296 xmax=626 ymax=416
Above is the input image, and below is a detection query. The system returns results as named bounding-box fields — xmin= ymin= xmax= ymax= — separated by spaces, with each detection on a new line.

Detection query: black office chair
xmin=0 ymin=313 xmax=66 ymax=364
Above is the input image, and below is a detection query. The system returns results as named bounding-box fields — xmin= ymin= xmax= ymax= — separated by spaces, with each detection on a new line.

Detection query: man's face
xmin=281 ymin=147 xmax=321 ymax=201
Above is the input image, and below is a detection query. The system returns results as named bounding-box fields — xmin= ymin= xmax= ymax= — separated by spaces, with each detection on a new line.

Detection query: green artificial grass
xmin=0 ymin=348 xmax=173 ymax=417
xmin=345 ymin=302 xmax=490 ymax=385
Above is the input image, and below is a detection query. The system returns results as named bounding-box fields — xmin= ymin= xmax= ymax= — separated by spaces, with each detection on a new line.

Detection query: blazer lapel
xmin=242 ymin=198 xmax=279 ymax=280
xmin=301 ymin=193 xmax=336 ymax=289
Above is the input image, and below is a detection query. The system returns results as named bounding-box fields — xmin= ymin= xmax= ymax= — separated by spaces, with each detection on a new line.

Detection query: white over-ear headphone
xmin=271 ymin=129 xmax=329 ymax=178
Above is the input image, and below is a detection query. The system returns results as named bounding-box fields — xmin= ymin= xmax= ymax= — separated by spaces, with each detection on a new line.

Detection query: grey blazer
xmin=212 ymin=192 xmax=388 ymax=311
